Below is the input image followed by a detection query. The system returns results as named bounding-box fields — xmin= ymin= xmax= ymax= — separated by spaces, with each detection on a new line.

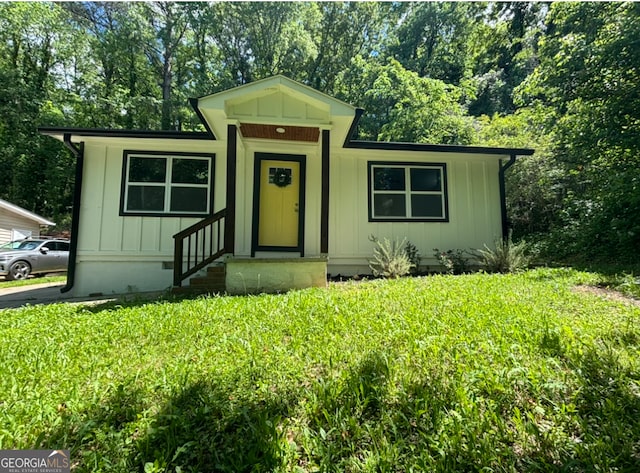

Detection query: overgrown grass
xmin=1 ymin=268 xmax=639 ymax=472
xmin=0 ymin=274 xmax=66 ymax=288
xmin=563 ymin=262 xmax=640 ymax=300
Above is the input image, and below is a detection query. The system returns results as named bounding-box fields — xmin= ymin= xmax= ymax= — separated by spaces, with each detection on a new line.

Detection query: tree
xmin=518 ymin=2 xmax=640 ymax=260
xmin=468 ymin=2 xmax=546 ymax=116
xmin=303 ymin=2 xmax=395 ymax=95
xmin=141 ymin=2 xmax=192 ymax=130
xmin=340 ymin=57 xmax=476 ymax=144
xmin=475 ymin=108 xmax=561 ymax=240
xmin=389 ymin=2 xmax=484 ymax=85
xmin=0 ymin=3 xmax=77 ymax=223
xmin=62 ymin=2 xmax=160 ymax=129
xmin=204 ymin=2 xmax=317 ymax=88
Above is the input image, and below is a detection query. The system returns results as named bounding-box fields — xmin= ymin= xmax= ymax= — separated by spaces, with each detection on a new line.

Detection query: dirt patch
xmin=573 ymin=285 xmax=640 ymax=308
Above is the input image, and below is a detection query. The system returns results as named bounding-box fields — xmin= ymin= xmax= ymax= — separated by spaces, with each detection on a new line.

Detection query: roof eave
xmin=38 ymin=127 xmax=214 ymax=141
xmin=0 ymin=198 xmax=55 ymax=226
xmin=344 ymin=139 xmax=534 ymax=156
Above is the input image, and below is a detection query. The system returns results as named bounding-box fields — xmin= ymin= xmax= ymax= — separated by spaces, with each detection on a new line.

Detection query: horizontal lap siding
xmin=329 ymin=149 xmax=502 ymax=267
xmin=0 ymin=210 xmax=42 ymax=245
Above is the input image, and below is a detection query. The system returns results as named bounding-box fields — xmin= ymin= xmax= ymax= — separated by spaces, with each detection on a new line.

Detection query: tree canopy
xmin=0 ymin=1 xmax=637 ymax=263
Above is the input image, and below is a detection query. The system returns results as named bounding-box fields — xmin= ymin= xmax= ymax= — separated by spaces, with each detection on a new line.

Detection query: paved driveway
xmin=0 ymin=282 xmax=164 ymax=309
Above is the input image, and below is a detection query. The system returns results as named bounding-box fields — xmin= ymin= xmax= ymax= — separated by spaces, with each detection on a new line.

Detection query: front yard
xmin=0 ymin=269 xmax=638 ymax=472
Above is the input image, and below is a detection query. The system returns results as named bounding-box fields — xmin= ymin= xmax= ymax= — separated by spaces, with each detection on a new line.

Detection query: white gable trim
xmin=195 ymin=75 xmax=356 ymax=117
xmin=0 ymin=198 xmax=55 ymax=226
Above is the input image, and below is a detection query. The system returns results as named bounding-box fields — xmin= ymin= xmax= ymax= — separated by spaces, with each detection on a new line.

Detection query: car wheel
xmin=7 ymin=261 xmax=31 ymax=281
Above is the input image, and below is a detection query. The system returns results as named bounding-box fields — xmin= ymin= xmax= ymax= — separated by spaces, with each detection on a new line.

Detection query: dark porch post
xmin=321 ymin=129 xmax=330 ymax=254
xmin=225 ymin=124 xmax=237 ymax=253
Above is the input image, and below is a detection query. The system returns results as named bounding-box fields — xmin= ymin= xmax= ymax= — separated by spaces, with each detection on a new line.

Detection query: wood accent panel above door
xmin=240 ymin=123 xmax=320 ymax=142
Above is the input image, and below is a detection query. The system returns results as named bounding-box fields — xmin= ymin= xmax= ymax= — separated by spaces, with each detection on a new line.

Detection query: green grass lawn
xmin=0 ymin=274 xmax=67 ymax=288
xmin=0 ymin=268 xmax=638 ymax=472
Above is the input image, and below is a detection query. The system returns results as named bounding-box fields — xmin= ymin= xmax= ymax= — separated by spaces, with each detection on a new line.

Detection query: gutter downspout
xmin=61 ymin=134 xmax=84 ymax=294
xmin=499 ymin=154 xmax=517 ymax=239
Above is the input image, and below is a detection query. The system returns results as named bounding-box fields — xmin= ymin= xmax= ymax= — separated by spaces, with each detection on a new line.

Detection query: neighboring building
xmin=40 ymin=75 xmax=533 ymax=296
xmin=0 ymin=198 xmax=55 ymax=245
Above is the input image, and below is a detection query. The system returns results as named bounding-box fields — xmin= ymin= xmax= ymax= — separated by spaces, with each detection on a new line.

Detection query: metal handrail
xmin=173 ymin=209 xmax=227 ymax=286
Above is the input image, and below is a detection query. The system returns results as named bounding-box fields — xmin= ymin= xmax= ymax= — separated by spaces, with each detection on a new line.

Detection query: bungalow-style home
xmin=0 ymin=198 xmax=55 ymax=245
xmin=39 ymin=75 xmax=533 ymax=296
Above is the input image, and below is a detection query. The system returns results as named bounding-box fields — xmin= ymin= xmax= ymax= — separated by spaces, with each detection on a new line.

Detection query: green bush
xmin=368 ymin=235 xmax=414 ymax=278
xmin=404 ymin=241 xmax=421 ymax=274
xmin=474 ymin=234 xmax=530 ymax=273
xmin=433 ymin=248 xmax=471 ymax=275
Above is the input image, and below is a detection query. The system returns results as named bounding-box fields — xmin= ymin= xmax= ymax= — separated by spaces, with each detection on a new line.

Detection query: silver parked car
xmin=0 ymin=239 xmax=70 ymax=280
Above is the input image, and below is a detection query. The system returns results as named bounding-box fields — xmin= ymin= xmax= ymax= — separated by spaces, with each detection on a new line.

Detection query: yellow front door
xmin=258 ymin=159 xmax=301 ymax=247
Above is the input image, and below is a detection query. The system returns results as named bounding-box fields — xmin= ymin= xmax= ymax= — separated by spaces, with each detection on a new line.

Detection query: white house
xmin=40 ymin=75 xmax=533 ymax=296
xmin=0 ymin=198 xmax=55 ymax=246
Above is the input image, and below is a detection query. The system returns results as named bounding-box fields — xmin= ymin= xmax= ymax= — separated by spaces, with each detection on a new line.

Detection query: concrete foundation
xmin=225 ymin=256 xmax=327 ymax=294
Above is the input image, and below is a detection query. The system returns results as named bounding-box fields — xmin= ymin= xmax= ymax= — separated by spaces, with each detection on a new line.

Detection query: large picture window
xmin=368 ymin=162 xmax=448 ymax=221
xmin=120 ymin=151 xmax=214 ymax=216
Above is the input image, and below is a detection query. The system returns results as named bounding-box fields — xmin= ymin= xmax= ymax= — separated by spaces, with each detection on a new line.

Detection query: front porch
xmin=225 ymin=256 xmax=327 ymax=295
xmin=172 ymin=211 xmax=327 ymax=295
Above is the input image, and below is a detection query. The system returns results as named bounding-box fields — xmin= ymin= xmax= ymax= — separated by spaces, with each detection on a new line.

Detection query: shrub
xmin=404 ymin=241 xmax=421 ymax=274
xmin=433 ymin=248 xmax=470 ymax=275
xmin=474 ymin=233 xmax=530 ymax=273
xmin=368 ymin=235 xmax=414 ymax=278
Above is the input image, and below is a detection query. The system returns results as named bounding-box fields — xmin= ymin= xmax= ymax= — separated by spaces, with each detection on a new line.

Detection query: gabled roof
xmin=0 ymin=198 xmax=55 ymax=226
xmin=194 ymin=75 xmax=356 ymax=117
xmin=192 ymin=75 xmax=357 ymax=141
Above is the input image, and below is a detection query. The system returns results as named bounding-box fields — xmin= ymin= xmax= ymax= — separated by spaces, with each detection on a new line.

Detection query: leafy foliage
xmin=517 ymin=2 xmax=640 ymax=261
xmin=474 ymin=234 xmax=531 ymax=273
xmin=433 ymin=248 xmax=471 ymax=275
xmin=404 ymin=241 xmax=421 ymax=275
xmin=341 ymin=57 xmax=476 ymax=143
xmin=475 ymin=108 xmax=563 ymax=241
xmin=368 ymin=235 xmax=414 ymax=278
xmin=0 ymin=3 xmax=78 ymax=226
xmin=389 ymin=2 xmax=484 ymax=85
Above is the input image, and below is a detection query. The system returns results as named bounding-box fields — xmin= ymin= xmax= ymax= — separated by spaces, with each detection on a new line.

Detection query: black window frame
xmin=367 ymin=161 xmax=449 ymax=222
xmin=120 ymin=150 xmax=215 ymax=217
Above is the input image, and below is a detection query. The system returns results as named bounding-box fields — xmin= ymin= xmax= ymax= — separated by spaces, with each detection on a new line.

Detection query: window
xmin=120 ymin=151 xmax=214 ymax=216
xmin=42 ymin=241 xmax=69 ymax=252
xmin=368 ymin=162 xmax=448 ymax=221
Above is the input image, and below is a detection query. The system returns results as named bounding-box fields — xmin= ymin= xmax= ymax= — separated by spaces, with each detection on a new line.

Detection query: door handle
xmin=294 ymin=203 xmax=299 ymax=213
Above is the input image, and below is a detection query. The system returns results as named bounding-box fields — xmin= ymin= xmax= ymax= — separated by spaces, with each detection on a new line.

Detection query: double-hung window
xmin=368 ymin=162 xmax=448 ymax=221
xmin=121 ymin=151 xmax=214 ymax=216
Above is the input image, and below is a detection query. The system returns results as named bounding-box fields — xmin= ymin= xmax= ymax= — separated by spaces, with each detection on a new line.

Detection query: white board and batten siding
xmin=231 ymin=138 xmax=324 ymax=258
xmin=328 ymin=147 xmax=503 ymax=275
xmin=73 ymin=138 xmax=226 ymax=295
